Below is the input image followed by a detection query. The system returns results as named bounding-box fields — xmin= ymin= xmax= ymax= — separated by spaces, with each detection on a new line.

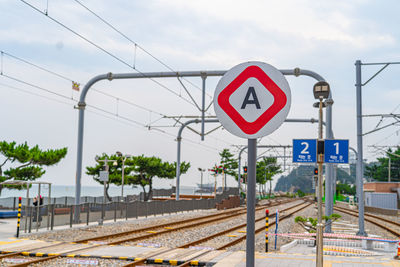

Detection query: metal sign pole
xmin=246 ymin=138 xmax=257 ymax=267
xmin=316 ymin=98 xmax=324 ymax=267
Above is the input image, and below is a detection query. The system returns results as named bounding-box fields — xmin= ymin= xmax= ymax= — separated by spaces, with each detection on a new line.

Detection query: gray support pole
xmin=176 ymin=134 xmax=182 ymax=200
xmin=201 ymin=74 xmax=206 ymax=141
xmin=36 ymin=184 xmax=41 ymax=232
xmin=283 ymin=147 xmax=286 ymax=171
xmin=25 ymin=186 xmax=29 ymax=233
xmin=74 ymin=103 xmax=86 ymax=222
xmin=238 ymin=153 xmax=242 ymax=193
xmin=333 ymin=165 xmax=337 ymax=197
xmin=355 ymin=60 xmax=366 ymax=236
xmin=246 ymin=139 xmax=257 ymax=267
xmin=74 ymin=73 xmax=109 ymax=222
xmin=121 ymin=159 xmax=125 ymax=199
xmin=47 ymin=184 xmax=51 ymax=230
xmin=325 ymin=99 xmax=334 ymax=233
xmin=175 ymin=119 xmax=219 ymax=200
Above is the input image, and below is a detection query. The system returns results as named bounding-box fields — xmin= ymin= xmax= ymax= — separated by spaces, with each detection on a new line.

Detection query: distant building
xmin=363 ymin=182 xmax=400 ymax=210
xmin=363 ymin=182 xmax=400 ymax=193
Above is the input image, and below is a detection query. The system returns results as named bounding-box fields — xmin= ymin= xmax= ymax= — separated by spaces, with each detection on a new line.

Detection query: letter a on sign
xmin=241 ymin=87 xmax=261 ymax=109
xmin=213 ymin=61 xmax=291 ymax=138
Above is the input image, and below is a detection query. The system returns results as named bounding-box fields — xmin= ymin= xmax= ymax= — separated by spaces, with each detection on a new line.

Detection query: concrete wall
xmin=365 ymin=192 xmax=397 ymax=210
xmin=363 ymin=182 xmax=400 ymax=193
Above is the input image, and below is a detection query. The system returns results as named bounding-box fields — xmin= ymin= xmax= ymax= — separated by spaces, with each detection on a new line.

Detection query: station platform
xmin=0 ymin=237 xmax=399 ymax=266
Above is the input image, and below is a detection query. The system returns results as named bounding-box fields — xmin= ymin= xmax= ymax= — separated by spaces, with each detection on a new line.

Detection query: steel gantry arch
xmin=74 ymin=68 xmax=333 ymax=221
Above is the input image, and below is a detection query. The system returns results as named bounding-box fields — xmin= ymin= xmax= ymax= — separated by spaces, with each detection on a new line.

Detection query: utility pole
xmin=198 ymin=168 xmax=205 ymax=198
xmin=388 ymin=155 xmax=391 ymax=182
xmin=95 ymin=156 xmax=117 ymax=225
xmin=116 ymin=152 xmax=131 ymax=201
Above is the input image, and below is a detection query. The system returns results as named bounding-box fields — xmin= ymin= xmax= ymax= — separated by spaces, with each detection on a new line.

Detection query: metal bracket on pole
xmin=175 ymin=119 xmax=219 ymax=200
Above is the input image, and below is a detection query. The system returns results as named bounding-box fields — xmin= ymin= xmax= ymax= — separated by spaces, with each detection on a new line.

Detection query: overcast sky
xmin=1 ymin=0 xmax=399 ymax=189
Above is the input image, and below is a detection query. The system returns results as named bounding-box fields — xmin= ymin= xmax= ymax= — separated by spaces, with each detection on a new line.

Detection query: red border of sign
xmin=217 ymin=65 xmax=287 ymax=135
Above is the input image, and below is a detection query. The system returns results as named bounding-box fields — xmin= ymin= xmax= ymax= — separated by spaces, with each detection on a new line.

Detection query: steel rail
xmin=107 ymin=199 xmax=294 ymax=246
xmin=75 ymin=205 xmax=246 ymax=243
xmin=178 ymin=201 xmax=309 ymax=249
xmin=8 ymin=243 xmax=105 ymax=267
xmin=217 ymin=202 xmax=312 ymax=250
xmin=3 ymin=199 xmax=295 ymax=267
xmin=333 ymin=206 xmax=400 ymax=236
xmin=175 ymin=201 xmax=312 ymax=267
xmin=120 ymin=199 xmax=303 ymax=267
xmin=122 ymin=198 xmax=310 ymax=267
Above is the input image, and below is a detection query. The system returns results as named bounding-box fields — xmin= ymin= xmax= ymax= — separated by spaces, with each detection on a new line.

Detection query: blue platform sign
xmin=292 ymin=139 xmax=317 ymax=163
xmin=324 ymin=139 xmax=349 ymax=163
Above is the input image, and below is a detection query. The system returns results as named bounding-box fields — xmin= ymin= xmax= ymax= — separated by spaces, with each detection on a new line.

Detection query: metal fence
xmin=0 ymin=188 xmax=176 ymax=210
xmin=19 ymin=188 xmax=238 ymax=233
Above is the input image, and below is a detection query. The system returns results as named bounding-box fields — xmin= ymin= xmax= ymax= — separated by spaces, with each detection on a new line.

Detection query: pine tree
xmin=0 ymin=141 xmax=67 ymax=195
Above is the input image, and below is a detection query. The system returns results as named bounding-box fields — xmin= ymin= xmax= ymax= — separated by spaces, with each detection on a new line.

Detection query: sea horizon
xmin=0 ymin=184 xmax=199 ymax=198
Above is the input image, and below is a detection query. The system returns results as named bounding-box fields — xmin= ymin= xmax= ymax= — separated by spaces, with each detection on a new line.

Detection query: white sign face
xmin=4 ymin=259 xmax=30 ymax=263
xmin=99 ymin=171 xmax=109 ymax=182
xmin=214 ymin=61 xmax=291 ymax=138
xmin=66 ymin=259 xmax=99 ymax=265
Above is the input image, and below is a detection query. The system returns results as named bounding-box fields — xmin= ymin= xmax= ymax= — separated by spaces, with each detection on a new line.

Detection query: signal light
xmin=243 ymin=166 xmax=248 ymax=173
xmin=314 ymin=168 xmax=318 ymax=176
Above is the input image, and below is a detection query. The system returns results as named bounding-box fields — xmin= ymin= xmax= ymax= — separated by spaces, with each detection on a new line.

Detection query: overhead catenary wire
xmin=0 ymin=50 xmax=234 ymax=146
xmin=72 ymin=0 xmax=212 ymax=99
xmin=19 ymin=0 xmax=198 ymax=108
xmin=0 ymin=79 xmax=222 ymax=153
xmin=0 ymin=55 xmax=232 ymax=152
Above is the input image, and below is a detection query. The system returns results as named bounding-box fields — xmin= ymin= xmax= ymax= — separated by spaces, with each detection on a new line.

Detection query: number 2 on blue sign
xmin=301 ymin=142 xmax=309 ymax=154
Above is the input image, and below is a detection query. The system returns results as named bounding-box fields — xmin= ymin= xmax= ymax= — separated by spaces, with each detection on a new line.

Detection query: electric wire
xmin=19 ymin=0 xmax=197 ymax=108
xmin=0 ymin=81 xmax=73 ymax=107
xmin=1 ymin=50 xmax=170 ymax=120
xmin=1 ymin=50 xmax=233 ymax=147
xmin=72 ymin=0 xmax=212 ymax=99
xmin=0 ymin=79 xmax=221 ymax=153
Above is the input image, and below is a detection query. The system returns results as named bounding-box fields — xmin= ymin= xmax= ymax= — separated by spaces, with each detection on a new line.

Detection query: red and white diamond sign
xmin=214 ymin=62 xmax=291 ymax=138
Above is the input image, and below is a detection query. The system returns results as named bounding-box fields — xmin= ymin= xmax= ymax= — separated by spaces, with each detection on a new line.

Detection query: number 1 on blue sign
xmin=324 ymin=139 xmax=349 ymax=164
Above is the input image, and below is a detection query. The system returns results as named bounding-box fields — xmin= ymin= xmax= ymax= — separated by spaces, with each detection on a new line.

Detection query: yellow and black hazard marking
xmin=0 ymin=250 xmax=209 ymax=265
xmin=16 ymin=197 xmax=22 ymax=237
xmin=146 ymin=258 xmax=206 ymax=266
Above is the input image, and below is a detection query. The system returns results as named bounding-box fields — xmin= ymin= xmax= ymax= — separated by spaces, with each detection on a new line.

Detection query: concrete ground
xmin=0 ymin=237 xmax=399 ymax=266
xmin=1 ymin=215 xmax=400 ymax=266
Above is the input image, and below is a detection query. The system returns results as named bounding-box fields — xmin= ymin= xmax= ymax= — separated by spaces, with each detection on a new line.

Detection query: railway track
xmin=0 ymin=198 xmax=300 ymax=266
xmin=73 ymin=199 xmax=295 ymax=246
xmin=121 ymin=200 xmax=312 ymax=267
xmin=333 ymin=205 xmax=400 ymax=236
xmin=106 ymin=200 xmax=296 ymax=246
